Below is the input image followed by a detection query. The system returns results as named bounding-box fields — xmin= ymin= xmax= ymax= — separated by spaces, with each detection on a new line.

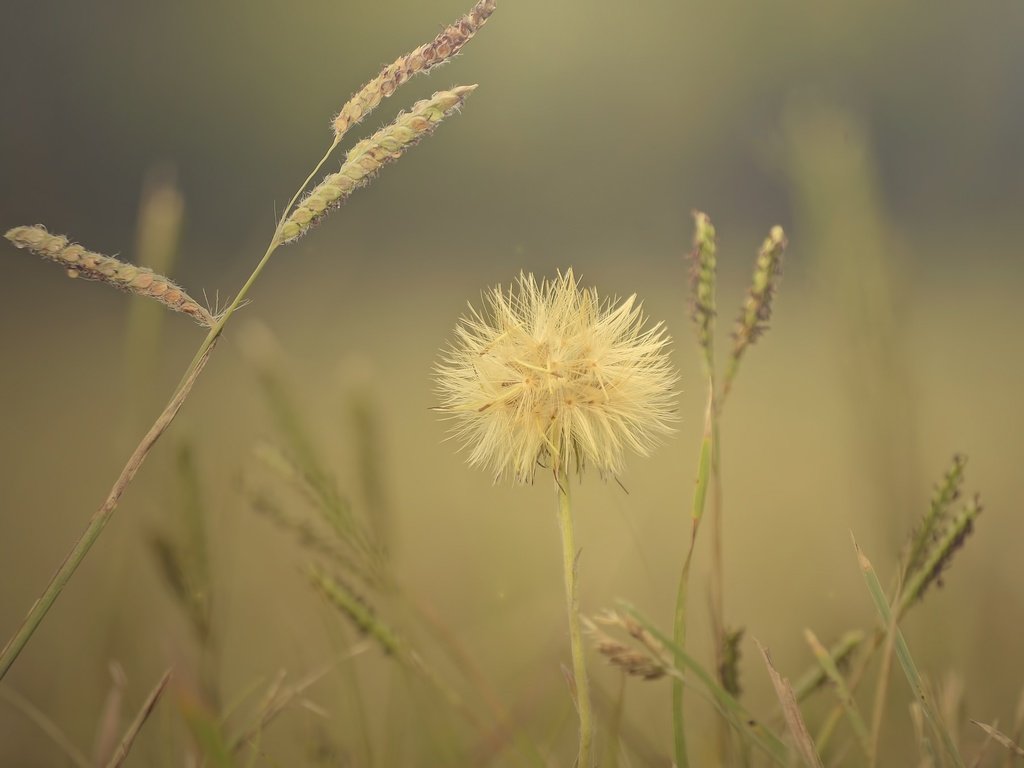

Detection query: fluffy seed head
xmin=435 ymin=270 xmax=678 ymax=483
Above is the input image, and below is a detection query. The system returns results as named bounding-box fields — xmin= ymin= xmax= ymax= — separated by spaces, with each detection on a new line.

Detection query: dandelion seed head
xmin=435 ymin=269 xmax=678 ymax=483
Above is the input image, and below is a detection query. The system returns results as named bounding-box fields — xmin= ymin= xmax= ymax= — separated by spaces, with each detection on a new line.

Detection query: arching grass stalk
xmin=0 ymin=78 xmax=481 ymax=680
xmin=673 ymin=211 xmax=717 ymax=768
xmin=673 ymin=214 xmax=786 ymax=765
xmin=0 ymin=136 xmax=339 ymax=681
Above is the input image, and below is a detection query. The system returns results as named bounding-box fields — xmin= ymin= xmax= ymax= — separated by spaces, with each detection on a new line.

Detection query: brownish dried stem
xmin=0 ymin=344 xmax=216 ymax=680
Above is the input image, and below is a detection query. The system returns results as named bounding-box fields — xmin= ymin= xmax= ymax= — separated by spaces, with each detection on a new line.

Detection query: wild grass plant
xmin=1 ymin=1 xmax=1020 ymax=765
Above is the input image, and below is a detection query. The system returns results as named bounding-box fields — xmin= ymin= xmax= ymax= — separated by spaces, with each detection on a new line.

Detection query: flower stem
xmin=556 ymin=465 xmax=592 ymax=767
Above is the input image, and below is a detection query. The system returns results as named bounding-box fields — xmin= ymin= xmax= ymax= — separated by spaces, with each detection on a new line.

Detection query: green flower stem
xmin=672 ymin=385 xmax=714 ymax=768
xmin=0 ymin=139 xmax=340 ymax=681
xmin=556 ymin=465 xmax=592 ymax=767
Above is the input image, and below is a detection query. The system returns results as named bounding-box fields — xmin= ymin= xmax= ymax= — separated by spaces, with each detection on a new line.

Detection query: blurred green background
xmin=1 ymin=0 xmax=1022 ymax=764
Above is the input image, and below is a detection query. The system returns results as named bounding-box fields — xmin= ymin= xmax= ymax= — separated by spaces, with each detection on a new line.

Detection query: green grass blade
xmin=803 ymin=628 xmax=871 ymax=760
xmin=853 ymin=537 xmax=965 ymax=768
xmin=623 ymin=603 xmax=789 ymax=765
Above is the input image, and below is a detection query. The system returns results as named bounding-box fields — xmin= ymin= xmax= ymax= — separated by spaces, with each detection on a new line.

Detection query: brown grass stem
xmin=104 ymin=668 xmax=173 ymax=768
xmin=0 ymin=684 xmax=90 ymax=768
xmin=0 ymin=135 xmax=347 ymax=682
xmin=0 ymin=345 xmax=214 ymax=680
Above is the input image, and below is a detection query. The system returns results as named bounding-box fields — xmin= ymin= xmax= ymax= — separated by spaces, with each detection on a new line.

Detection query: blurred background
xmin=1 ymin=0 xmax=1022 ymax=764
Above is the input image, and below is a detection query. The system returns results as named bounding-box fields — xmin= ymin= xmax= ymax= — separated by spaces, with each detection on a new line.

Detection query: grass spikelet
xmin=281 ymin=86 xmax=477 ymax=243
xmin=586 ymin=612 xmax=669 ymax=681
xmin=5 ymin=225 xmax=214 ymax=326
xmin=899 ymin=494 xmax=981 ymax=615
xmin=688 ymin=210 xmax=717 ymax=376
xmin=726 ymin=225 xmax=787 ymax=390
xmin=719 ymin=627 xmax=744 ymax=697
xmin=310 ymin=566 xmax=400 ymax=657
xmin=903 ymin=454 xmax=968 ymax=582
xmin=332 ymin=0 xmax=496 ymax=140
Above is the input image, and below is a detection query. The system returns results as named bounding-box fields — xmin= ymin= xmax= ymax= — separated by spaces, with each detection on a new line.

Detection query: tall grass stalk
xmin=0 ymin=64 xmax=480 ymax=680
xmin=855 ymin=538 xmax=966 ymax=768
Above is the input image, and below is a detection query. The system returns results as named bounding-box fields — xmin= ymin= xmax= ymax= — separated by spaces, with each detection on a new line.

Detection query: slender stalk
xmin=556 ymin=465 xmax=592 ymax=767
xmin=106 ymin=668 xmax=173 ymax=768
xmin=0 ymin=139 xmax=339 ymax=681
xmin=672 ymin=384 xmax=714 ymax=767
xmin=0 ymin=684 xmax=90 ymax=768
xmin=709 ymin=403 xmax=729 ymax=761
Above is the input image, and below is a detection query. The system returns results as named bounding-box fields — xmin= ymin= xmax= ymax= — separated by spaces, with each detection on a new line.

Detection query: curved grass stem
xmin=0 ymin=139 xmax=340 ymax=681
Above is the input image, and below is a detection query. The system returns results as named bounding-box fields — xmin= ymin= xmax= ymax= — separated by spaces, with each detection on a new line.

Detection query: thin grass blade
xmin=756 ymin=639 xmax=824 ymax=768
xmin=971 ymin=720 xmax=1024 ymax=758
xmin=105 ymin=668 xmax=173 ymax=768
xmin=853 ymin=537 xmax=965 ymax=768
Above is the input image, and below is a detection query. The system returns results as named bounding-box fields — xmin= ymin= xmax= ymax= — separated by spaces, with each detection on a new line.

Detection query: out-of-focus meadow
xmin=1 ymin=1 xmax=1022 ymax=765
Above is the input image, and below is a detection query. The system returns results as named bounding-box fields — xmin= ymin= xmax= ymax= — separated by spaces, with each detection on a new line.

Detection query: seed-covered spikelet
xmin=732 ymin=225 xmax=787 ymax=360
xmin=688 ymin=210 xmax=717 ymax=371
xmin=435 ymin=269 xmax=678 ymax=483
xmin=280 ymin=86 xmax=476 ymax=244
xmin=5 ymin=225 xmax=213 ymax=326
xmin=332 ymin=0 xmax=496 ymax=140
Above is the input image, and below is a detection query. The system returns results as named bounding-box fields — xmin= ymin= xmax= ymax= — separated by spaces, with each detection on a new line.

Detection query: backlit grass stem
xmin=0 ymin=75 xmax=479 ymax=682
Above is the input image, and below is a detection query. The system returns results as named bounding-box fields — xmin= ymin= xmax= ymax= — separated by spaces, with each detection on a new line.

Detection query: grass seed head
xmin=5 ymin=225 xmax=213 ymax=326
xmin=281 ymin=86 xmax=476 ymax=243
xmin=688 ymin=210 xmax=717 ymax=372
xmin=732 ymin=225 xmax=787 ymax=360
xmin=435 ymin=269 xmax=678 ymax=483
xmin=332 ymin=0 xmax=496 ymax=140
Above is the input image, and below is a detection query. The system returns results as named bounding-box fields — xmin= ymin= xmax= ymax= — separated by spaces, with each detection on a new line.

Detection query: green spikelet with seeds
xmin=688 ymin=210 xmax=717 ymax=377
xmin=723 ymin=225 xmax=787 ymax=399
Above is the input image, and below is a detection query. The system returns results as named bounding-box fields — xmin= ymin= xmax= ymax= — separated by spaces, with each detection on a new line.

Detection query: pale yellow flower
xmin=435 ymin=269 xmax=678 ymax=482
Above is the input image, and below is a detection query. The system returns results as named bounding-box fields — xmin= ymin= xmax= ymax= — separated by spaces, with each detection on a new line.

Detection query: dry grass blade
xmin=92 ymin=662 xmax=127 ymax=766
xmin=229 ymin=664 xmax=336 ymax=754
xmin=792 ymin=630 xmax=864 ymax=702
xmin=854 ymin=536 xmax=966 ymax=768
xmin=755 ymin=638 xmax=824 ymax=768
xmin=105 ymin=668 xmax=173 ymax=768
xmin=803 ymin=628 xmax=871 ymax=760
xmin=0 ymin=685 xmax=90 ymax=768
xmin=971 ymin=721 xmax=1024 ymax=758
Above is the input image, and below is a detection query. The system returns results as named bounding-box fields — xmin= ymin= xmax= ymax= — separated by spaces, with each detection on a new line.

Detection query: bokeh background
xmin=1 ymin=1 xmax=1022 ymax=765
